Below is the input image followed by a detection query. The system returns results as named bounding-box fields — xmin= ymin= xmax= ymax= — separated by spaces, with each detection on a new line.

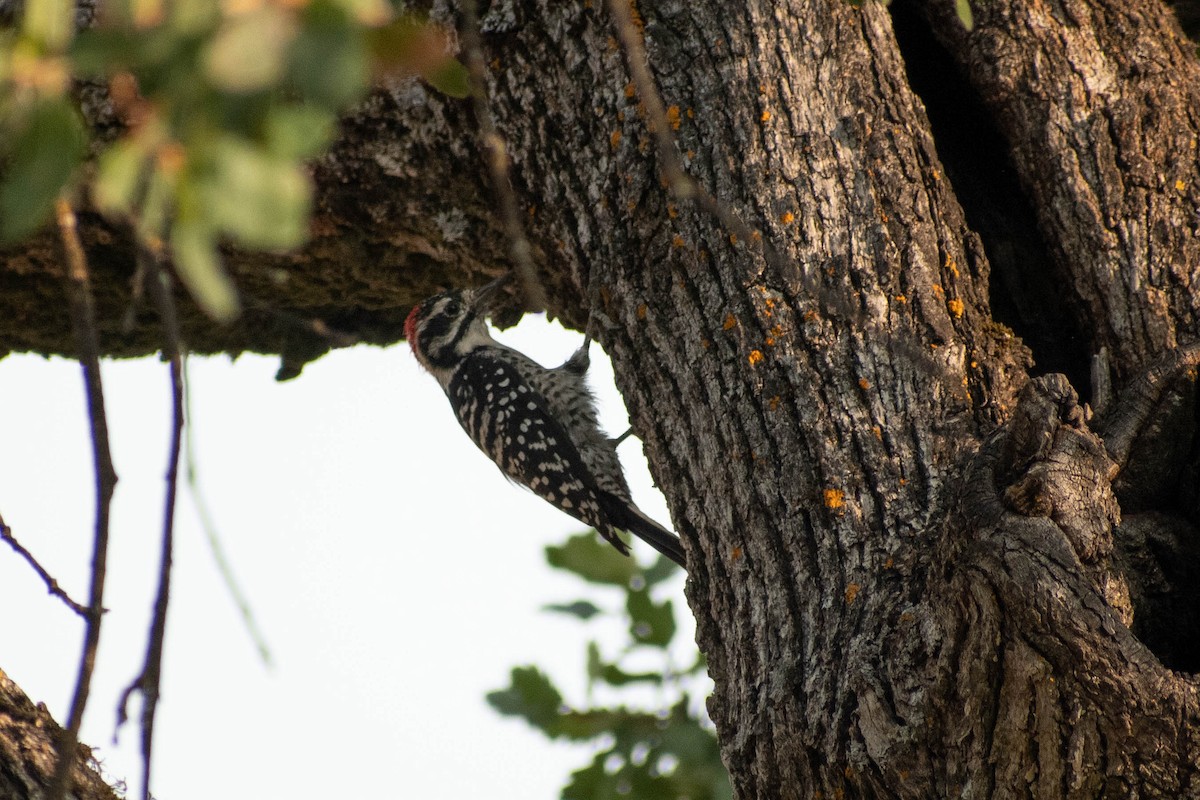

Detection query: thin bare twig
xmin=459 ymin=0 xmax=547 ymax=311
xmin=0 ymin=513 xmax=90 ymax=616
xmin=116 ymin=243 xmax=184 ymax=800
xmin=604 ymin=0 xmax=779 ymax=265
xmin=48 ymin=197 xmax=118 ymax=800
xmin=183 ymin=358 xmax=274 ymax=666
xmin=121 ymin=251 xmax=152 ymax=333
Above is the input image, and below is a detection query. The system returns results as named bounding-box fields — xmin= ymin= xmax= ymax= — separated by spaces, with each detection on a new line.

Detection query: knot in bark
xmin=997 ymin=375 xmax=1120 ymax=566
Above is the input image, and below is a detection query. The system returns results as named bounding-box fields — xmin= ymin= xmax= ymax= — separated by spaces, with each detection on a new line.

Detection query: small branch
xmin=604 ymin=0 xmax=779 ymax=266
xmin=0 ymin=514 xmax=90 ymax=616
xmin=458 ymin=0 xmax=547 ymax=311
xmin=183 ymin=358 xmax=274 ymax=666
xmin=48 ymin=197 xmax=119 ymax=800
xmin=116 ymin=243 xmax=185 ymax=800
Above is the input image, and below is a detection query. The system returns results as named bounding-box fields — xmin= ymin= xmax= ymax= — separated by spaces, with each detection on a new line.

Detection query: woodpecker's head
xmin=406 ymin=277 xmax=506 ymax=380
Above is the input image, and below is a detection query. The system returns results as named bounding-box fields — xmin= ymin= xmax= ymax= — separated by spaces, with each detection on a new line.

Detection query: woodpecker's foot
xmin=561 ymin=336 xmax=591 ymax=374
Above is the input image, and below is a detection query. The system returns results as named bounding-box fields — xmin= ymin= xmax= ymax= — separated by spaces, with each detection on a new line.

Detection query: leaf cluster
xmin=0 ymin=0 xmax=468 ymax=317
xmin=487 ymin=533 xmax=731 ymax=800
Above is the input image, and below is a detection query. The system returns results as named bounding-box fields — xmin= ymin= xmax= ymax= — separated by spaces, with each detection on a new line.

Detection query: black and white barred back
xmin=405 ymin=284 xmax=686 ymax=567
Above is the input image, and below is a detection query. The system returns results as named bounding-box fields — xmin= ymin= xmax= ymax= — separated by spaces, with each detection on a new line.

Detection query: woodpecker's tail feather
xmin=619 ymin=504 xmax=687 ymax=569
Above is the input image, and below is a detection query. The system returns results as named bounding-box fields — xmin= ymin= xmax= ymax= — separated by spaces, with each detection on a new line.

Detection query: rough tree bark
xmin=2 ymin=0 xmax=1199 ymax=798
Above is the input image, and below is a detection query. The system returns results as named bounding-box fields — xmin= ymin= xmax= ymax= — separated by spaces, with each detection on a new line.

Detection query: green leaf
xmin=562 ymin=743 xmax=675 ymax=800
xmin=171 ymin=219 xmax=241 ymax=322
xmin=563 ymin=755 xmax=615 ymax=800
xmin=0 ymin=98 xmax=86 ymax=242
xmin=94 ymin=137 xmax=150 ymax=216
xmin=138 ymin=158 xmax=178 ymax=241
xmin=366 ymin=14 xmax=470 ymax=98
xmin=587 ymin=639 xmax=665 ymax=688
xmin=546 ymin=532 xmax=638 ymax=586
xmin=600 ymin=663 xmax=665 ymax=687
xmin=289 ymin=0 xmax=368 ymax=108
xmin=203 ymin=6 xmax=296 ymax=93
xmin=956 ymin=0 xmax=974 ymax=30
xmin=485 ymin=666 xmax=564 ymax=735
xmin=23 ymin=0 xmax=74 ymax=49
xmin=326 ymin=0 xmax=389 ymax=24
xmin=168 ymin=0 xmax=220 ymax=35
xmin=543 ymin=600 xmax=603 ymax=621
xmin=205 ymin=136 xmax=311 ymax=248
xmin=424 ymin=58 xmax=470 ymax=98
xmin=71 ymin=29 xmax=142 ymax=74
xmin=554 ymin=709 xmax=637 ymax=741
xmin=586 ymin=640 xmax=603 ymax=685
xmin=626 ymin=587 xmax=675 ymax=648
xmin=263 ymin=103 xmax=337 ymax=160
xmin=641 ymin=555 xmax=681 ymax=587
xmin=658 ymin=700 xmax=721 ymax=764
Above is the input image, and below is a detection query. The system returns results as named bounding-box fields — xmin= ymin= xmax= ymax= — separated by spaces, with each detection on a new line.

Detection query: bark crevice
xmin=890 ymin=0 xmax=1091 ymax=396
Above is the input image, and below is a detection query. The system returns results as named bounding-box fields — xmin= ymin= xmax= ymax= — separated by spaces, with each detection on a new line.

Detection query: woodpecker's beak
xmin=469 ymin=274 xmax=511 ymax=313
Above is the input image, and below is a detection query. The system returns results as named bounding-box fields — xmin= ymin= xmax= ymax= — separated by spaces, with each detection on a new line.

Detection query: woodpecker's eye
xmin=445 ymin=298 xmax=462 ymax=317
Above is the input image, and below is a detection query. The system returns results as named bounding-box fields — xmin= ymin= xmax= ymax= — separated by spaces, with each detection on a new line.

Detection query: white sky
xmin=0 ymin=316 xmax=694 ymax=800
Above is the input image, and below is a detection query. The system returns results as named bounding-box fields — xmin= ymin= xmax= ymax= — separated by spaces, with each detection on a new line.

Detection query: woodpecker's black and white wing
xmin=448 ymin=350 xmax=632 ymax=555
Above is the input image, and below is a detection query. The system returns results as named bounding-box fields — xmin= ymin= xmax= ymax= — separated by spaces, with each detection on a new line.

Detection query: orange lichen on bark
xmin=823 ymin=488 xmax=844 ymax=509
xmin=947 ymin=298 xmax=964 ymax=318
xmin=748 ymin=350 xmax=763 ymax=365
xmin=666 ymin=105 xmax=682 ymax=130
xmin=844 ymin=584 xmax=860 ymax=604
xmin=944 ymin=254 xmax=959 ymax=277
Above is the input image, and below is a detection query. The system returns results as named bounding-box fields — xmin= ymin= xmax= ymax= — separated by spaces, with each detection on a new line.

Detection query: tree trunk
xmin=2 ymin=0 xmax=1200 ymax=797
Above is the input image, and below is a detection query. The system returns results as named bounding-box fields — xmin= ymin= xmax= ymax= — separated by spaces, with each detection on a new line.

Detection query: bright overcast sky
xmin=0 ymin=316 xmax=693 ymax=800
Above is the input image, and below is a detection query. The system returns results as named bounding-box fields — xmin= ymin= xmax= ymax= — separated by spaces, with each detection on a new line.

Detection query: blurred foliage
xmin=955 ymin=0 xmax=974 ymax=30
xmin=487 ymin=532 xmax=731 ymax=800
xmin=0 ymin=0 xmax=468 ymax=317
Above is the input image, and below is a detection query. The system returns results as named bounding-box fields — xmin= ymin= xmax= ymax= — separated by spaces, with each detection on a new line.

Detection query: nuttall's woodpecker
xmin=404 ymin=279 xmax=686 ymax=568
